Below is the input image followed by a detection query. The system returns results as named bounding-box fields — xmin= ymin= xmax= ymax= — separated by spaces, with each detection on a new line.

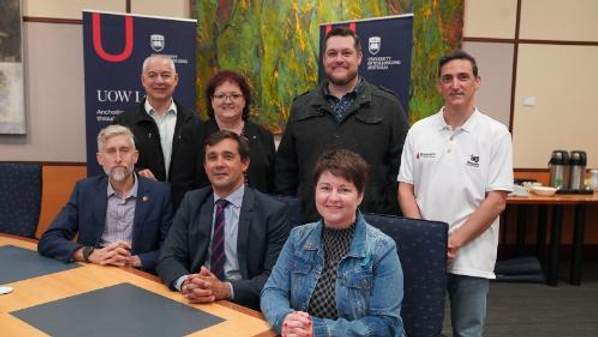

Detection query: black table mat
xmin=11 ymin=283 xmax=225 ymax=337
xmin=0 ymin=245 xmax=80 ymax=285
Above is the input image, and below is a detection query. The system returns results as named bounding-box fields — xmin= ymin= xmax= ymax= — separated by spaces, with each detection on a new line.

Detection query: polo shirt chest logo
xmin=416 ymin=152 xmax=436 ymax=160
xmin=466 ymin=154 xmax=480 ymax=168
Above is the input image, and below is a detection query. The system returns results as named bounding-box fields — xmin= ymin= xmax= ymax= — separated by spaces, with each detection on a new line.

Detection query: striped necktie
xmin=210 ymin=199 xmax=228 ymax=280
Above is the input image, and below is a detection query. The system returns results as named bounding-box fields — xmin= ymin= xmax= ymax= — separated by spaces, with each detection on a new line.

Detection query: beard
xmin=326 ymin=67 xmax=358 ymax=86
xmin=106 ymin=166 xmax=133 ymax=182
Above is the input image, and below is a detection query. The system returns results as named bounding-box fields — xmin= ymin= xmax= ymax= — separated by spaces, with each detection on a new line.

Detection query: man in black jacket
xmin=275 ymin=27 xmax=409 ymax=221
xmin=113 ymin=55 xmax=206 ymax=209
xmin=157 ymin=131 xmax=290 ymax=310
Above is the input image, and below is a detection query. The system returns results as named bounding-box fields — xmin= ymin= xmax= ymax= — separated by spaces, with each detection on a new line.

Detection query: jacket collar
xmin=133 ymin=98 xmax=190 ymax=124
xmin=195 ymin=185 xmax=255 ymax=279
xmin=236 ymin=185 xmax=254 ymax=278
xmin=91 ymin=176 xmax=110 ymax=245
xmin=297 ymin=80 xmax=377 ymax=123
xmin=302 ymin=211 xmax=368 ymax=258
xmin=322 ymin=77 xmax=364 ymax=99
xmin=213 ymin=184 xmax=245 ymax=209
xmin=91 ymin=175 xmax=152 ymax=253
xmin=144 ymin=98 xmax=178 ymax=117
xmin=106 ymin=173 xmax=139 ymax=199
xmin=346 ymin=212 xmax=368 ymax=258
xmin=131 ymin=176 xmax=153 ymax=253
xmin=136 ymin=98 xmax=194 ymax=159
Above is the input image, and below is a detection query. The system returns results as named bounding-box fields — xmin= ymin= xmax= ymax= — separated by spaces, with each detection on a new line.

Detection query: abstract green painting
xmin=195 ymin=0 xmax=463 ymax=131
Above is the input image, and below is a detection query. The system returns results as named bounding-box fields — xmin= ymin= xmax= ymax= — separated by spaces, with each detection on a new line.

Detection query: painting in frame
xmin=0 ymin=0 xmax=25 ymax=134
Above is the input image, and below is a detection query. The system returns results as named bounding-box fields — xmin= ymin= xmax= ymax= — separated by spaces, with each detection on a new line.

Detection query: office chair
xmin=364 ymin=213 xmax=448 ymax=337
xmin=0 ymin=163 xmax=42 ymax=237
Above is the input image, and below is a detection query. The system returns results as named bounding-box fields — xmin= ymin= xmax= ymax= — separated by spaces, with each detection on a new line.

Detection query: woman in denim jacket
xmin=261 ymin=149 xmax=405 ymax=337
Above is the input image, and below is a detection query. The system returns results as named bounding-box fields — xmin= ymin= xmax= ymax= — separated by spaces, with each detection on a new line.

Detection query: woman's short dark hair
xmin=205 ymin=70 xmax=252 ymax=120
xmin=203 ymin=129 xmax=250 ymax=162
xmin=313 ymin=149 xmax=369 ymax=194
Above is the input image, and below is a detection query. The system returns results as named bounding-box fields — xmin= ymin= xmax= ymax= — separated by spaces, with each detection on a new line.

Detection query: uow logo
xmin=96 ymin=90 xmax=144 ymax=103
xmin=92 ymin=13 xmax=134 ymax=62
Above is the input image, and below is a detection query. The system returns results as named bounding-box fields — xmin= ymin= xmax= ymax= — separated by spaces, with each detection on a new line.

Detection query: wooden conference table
xmin=0 ymin=234 xmax=275 ymax=337
xmin=506 ymin=192 xmax=598 ymax=286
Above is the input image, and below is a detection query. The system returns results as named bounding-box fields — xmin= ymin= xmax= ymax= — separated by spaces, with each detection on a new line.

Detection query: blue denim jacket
xmin=261 ymin=212 xmax=405 ymax=337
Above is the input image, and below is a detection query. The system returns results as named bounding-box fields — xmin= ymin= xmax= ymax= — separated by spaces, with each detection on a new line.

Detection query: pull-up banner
xmin=83 ymin=10 xmax=197 ymax=176
xmin=319 ymin=15 xmax=413 ymax=117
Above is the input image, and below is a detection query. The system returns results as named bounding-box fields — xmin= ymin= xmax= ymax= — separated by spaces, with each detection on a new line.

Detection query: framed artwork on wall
xmin=0 ymin=0 xmax=25 ymax=134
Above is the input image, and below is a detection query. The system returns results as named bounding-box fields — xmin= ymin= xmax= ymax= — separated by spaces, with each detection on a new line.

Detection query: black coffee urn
xmin=569 ymin=150 xmax=587 ymax=190
xmin=549 ymin=150 xmax=569 ymax=190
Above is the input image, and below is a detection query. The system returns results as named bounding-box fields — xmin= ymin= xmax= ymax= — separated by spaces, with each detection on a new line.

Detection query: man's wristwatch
xmin=82 ymin=246 xmax=95 ymax=262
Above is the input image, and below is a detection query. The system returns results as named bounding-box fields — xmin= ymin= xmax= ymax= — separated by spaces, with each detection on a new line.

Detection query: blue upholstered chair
xmin=364 ymin=213 xmax=448 ymax=337
xmin=0 ymin=163 xmax=42 ymax=237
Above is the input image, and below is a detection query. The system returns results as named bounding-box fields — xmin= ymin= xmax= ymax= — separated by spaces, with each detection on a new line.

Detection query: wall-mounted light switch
xmin=523 ymin=96 xmax=536 ymax=107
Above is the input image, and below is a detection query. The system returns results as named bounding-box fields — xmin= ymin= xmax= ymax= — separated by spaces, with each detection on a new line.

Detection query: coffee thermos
xmin=569 ymin=150 xmax=587 ymax=190
xmin=591 ymin=169 xmax=598 ymax=191
xmin=549 ymin=150 xmax=589 ymax=191
xmin=549 ymin=150 xmax=569 ymax=189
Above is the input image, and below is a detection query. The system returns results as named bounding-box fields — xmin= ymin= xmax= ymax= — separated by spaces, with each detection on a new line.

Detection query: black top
xmin=113 ymin=99 xmax=207 ymax=209
xmin=204 ymin=118 xmax=276 ymax=193
xmin=275 ymin=79 xmax=409 ymax=222
xmin=308 ymin=223 xmax=356 ymax=319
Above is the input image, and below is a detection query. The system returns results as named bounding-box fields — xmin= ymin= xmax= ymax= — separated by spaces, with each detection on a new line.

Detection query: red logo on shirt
xmin=417 ymin=152 xmax=436 ymax=159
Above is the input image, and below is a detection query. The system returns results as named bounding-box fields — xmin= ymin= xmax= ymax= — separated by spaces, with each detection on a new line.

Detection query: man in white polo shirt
xmin=397 ymin=50 xmax=513 ymax=337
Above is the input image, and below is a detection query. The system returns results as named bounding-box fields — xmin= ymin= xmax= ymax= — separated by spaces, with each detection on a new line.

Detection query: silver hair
xmin=142 ymin=54 xmax=176 ymax=74
xmin=97 ymin=124 xmax=136 ymax=152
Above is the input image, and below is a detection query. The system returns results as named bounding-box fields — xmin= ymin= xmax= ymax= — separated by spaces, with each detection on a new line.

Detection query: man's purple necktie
xmin=210 ymin=199 xmax=228 ymax=280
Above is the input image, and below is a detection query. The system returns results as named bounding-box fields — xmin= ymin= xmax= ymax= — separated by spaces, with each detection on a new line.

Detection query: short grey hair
xmin=97 ymin=124 xmax=136 ymax=152
xmin=142 ymin=54 xmax=176 ymax=74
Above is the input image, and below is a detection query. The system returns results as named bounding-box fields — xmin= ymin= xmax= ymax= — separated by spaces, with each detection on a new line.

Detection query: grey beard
xmin=106 ymin=166 xmax=132 ymax=182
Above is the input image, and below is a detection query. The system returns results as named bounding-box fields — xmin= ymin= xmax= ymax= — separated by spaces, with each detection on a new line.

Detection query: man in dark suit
xmin=38 ymin=125 xmax=173 ymax=273
xmin=113 ymin=54 xmax=206 ymax=209
xmin=157 ymin=130 xmax=290 ymax=310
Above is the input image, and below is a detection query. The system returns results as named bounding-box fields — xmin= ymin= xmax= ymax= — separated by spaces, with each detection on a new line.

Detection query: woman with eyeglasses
xmin=204 ymin=70 xmax=275 ymax=193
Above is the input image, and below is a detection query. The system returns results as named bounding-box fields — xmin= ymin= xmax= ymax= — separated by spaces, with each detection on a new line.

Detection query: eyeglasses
xmin=213 ymin=93 xmax=243 ymax=101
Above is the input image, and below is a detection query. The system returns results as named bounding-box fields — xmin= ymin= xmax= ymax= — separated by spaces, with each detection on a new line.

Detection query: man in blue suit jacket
xmin=157 ymin=130 xmax=290 ymax=309
xmin=38 ymin=125 xmax=173 ymax=272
